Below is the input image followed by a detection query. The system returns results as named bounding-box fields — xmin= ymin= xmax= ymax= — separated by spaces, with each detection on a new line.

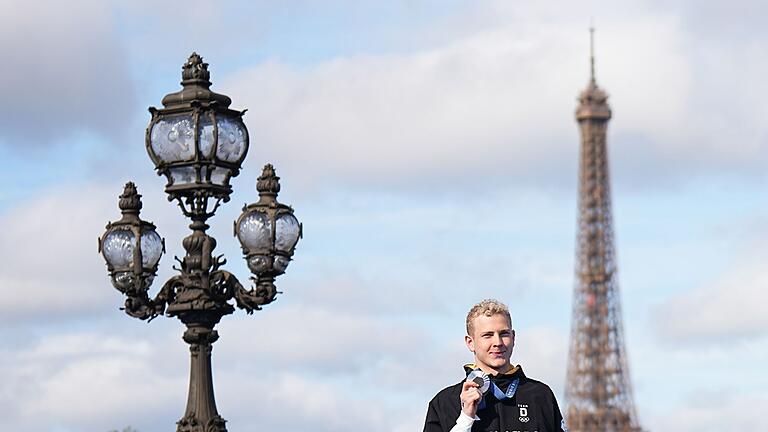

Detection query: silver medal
xmin=466 ymin=369 xmax=490 ymax=394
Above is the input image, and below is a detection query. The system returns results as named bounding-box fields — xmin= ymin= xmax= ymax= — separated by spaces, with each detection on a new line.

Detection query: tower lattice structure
xmin=564 ymin=30 xmax=642 ymax=432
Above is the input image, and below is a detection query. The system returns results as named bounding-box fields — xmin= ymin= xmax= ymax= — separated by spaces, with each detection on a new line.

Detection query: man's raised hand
xmin=459 ymin=380 xmax=482 ymax=418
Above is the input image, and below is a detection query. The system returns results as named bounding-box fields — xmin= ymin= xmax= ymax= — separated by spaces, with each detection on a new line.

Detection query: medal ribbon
xmin=491 ymin=377 xmax=519 ymax=400
xmin=478 ymin=377 xmax=519 ymax=409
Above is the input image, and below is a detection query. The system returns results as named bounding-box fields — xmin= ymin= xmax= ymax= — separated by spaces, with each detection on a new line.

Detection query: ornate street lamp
xmin=99 ymin=182 xmax=165 ymax=319
xmin=235 ymin=164 xmax=302 ymax=309
xmin=146 ymin=52 xmax=248 ymax=217
xmin=99 ymin=53 xmax=301 ymax=432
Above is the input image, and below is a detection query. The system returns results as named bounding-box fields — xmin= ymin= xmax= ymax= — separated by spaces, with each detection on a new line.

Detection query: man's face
xmin=465 ymin=313 xmax=515 ymax=374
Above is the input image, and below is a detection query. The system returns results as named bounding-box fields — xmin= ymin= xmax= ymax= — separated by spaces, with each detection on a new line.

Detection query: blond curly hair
xmin=466 ymin=299 xmax=513 ymax=335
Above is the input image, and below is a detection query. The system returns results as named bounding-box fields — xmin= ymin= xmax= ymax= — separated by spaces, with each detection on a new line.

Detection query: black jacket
xmin=423 ymin=366 xmax=565 ymax=432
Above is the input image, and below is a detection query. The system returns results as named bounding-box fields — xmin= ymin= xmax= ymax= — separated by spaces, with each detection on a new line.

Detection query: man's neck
xmin=476 ymin=362 xmax=512 ymax=376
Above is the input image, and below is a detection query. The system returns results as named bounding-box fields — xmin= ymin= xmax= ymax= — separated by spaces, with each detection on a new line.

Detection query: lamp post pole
xmin=99 ymin=54 xmax=302 ymax=432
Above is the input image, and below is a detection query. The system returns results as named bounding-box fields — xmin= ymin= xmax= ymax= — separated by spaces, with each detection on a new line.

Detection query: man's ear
xmin=511 ymin=330 xmax=516 ymax=348
xmin=465 ymin=334 xmax=475 ymax=353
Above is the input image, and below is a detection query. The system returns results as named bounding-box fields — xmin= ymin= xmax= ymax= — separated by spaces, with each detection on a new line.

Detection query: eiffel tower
xmin=564 ymin=29 xmax=643 ymax=432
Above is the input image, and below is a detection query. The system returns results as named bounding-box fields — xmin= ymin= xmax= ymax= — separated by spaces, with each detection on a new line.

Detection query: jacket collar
xmin=463 ymin=363 xmax=523 ymax=378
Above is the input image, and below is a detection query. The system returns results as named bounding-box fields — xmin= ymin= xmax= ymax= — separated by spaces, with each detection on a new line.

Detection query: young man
xmin=423 ymin=299 xmax=567 ymax=432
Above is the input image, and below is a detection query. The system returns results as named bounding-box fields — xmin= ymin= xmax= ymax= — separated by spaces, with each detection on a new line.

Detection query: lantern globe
xmin=99 ymin=183 xmax=164 ymax=293
xmin=145 ymin=53 xmax=249 ymax=212
xmin=235 ymin=164 xmax=301 ymax=279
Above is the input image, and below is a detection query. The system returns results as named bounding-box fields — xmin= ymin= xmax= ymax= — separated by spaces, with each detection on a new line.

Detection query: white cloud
xmin=0 ymin=181 xmax=185 ymax=322
xmin=513 ymin=325 xmax=569 ymax=397
xmin=0 ymin=185 xmax=119 ymax=320
xmin=0 ymin=329 xmax=185 ymax=432
xmin=218 ymin=372 xmax=399 ymax=432
xmin=652 ymin=235 xmax=768 ymax=344
xmin=225 ymin=24 xmax=584 ymax=188
xmin=214 ymin=1 xmax=768 ymax=194
xmin=215 ymin=303 xmax=432 ymax=375
xmin=0 ymin=0 xmax=136 ymax=146
xmin=0 ymin=302 xmax=461 ymax=432
xmin=645 ymin=388 xmax=768 ymax=430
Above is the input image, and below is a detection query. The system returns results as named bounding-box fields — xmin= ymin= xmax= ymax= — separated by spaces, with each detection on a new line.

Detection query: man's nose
xmin=492 ymin=333 xmax=503 ymax=345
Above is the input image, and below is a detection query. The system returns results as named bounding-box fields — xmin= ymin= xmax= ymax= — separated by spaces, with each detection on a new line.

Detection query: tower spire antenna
xmin=589 ymin=23 xmax=596 ymax=83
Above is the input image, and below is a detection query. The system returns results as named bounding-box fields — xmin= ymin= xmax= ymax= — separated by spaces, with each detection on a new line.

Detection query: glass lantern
xmin=235 ymin=164 xmax=301 ymax=279
xmin=99 ymin=183 xmax=164 ymax=294
xmin=145 ymin=53 xmax=249 ymax=212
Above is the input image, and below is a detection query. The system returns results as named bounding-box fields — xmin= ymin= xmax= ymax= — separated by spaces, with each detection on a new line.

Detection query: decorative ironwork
xmin=565 ymin=29 xmax=643 ymax=432
xmin=181 ymin=52 xmax=212 ymax=83
xmin=99 ymin=182 xmax=165 ymax=320
xmin=146 ymin=52 xmax=249 ymax=219
xmin=99 ymin=54 xmax=301 ymax=432
xmin=234 ymin=164 xmax=302 ymax=313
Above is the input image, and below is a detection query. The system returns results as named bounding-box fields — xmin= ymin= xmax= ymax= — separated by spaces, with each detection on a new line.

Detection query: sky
xmin=1 ymin=0 xmax=767 ymax=431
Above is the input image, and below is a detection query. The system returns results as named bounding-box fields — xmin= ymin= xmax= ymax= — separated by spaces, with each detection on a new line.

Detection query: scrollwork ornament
xmin=181 ymin=52 xmax=210 ymax=82
xmin=205 ymin=416 xmax=227 ymax=432
xmin=177 ymin=413 xmax=227 ymax=432
xmin=256 ymin=164 xmax=281 ymax=195
xmin=234 ymin=277 xmax=278 ymax=314
xmin=123 ymin=294 xmax=155 ymax=320
xmin=177 ymin=414 xmax=200 ymax=432
xmin=209 ymin=270 xmax=240 ymax=301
